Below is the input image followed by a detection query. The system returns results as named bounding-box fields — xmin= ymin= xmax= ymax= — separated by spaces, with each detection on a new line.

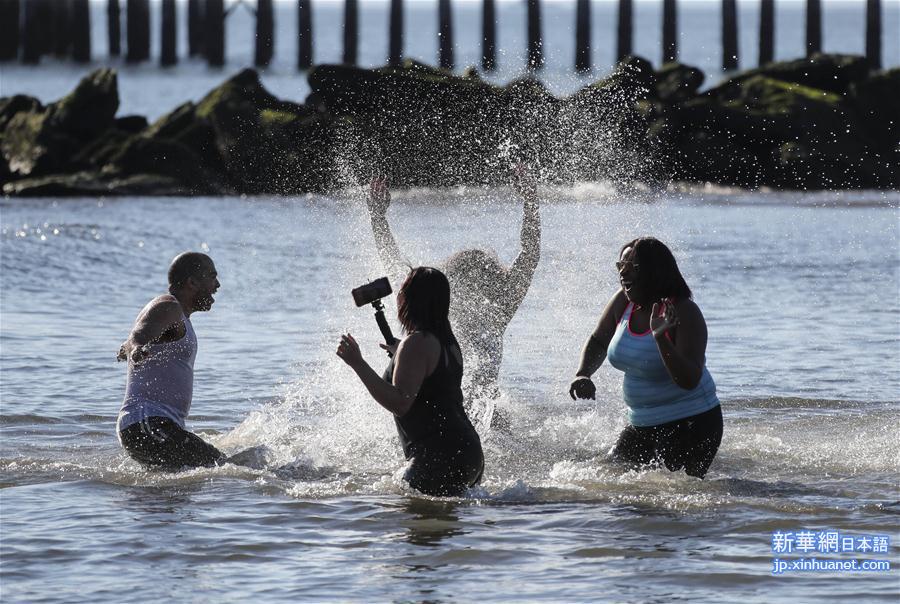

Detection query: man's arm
xmin=117 ymin=296 xmax=184 ymax=364
xmin=366 ymin=177 xmax=409 ymax=288
xmin=497 ymin=167 xmax=541 ymax=326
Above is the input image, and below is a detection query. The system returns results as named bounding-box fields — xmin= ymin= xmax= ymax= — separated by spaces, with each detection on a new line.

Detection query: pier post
xmin=722 ymin=0 xmax=738 ymax=70
xmin=439 ymin=0 xmax=454 ymax=70
xmin=161 ymin=0 xmax=177 ymax=66
xmin=0 ymin=0 xmax=20 ymax=61
xmin=805 ymin=0 xmax=821 ymax=56
xmin=758 ymin=0 xmax=774 ymax=66
xmin=188 ymin=0 xmax=203 ymax=56
xmin=22 ymin=0 xmax=41 ymax=64
xmin=527 ymin=0 xmax=543 ymax=70
xmin=662 ymin=0 xmax=677 ymax=63
xmin=298 ymin=0 xmax=313 ymax=69
xmin=389 ymin=0 xmax=403 ymax=66
xmin=205 ymin=0 xmax=225 ymax=67
xmin=575 ymin=0 xmax=590 ymax=72
xmin=865 ymin=0 xmax=881 ymax=69
xmin=36 ymin=0 xmax=54 ymax=56
xmin=108 ymin=0 xmax=121 ymax=57
xmin=126 ymin=0 xmax=151 ymax=63
xmin=73 ymin=0 xmax=91 ymax=63
xmin=481 ymin=0 xmax=496 ymax=70
xmin=616 ymin=0 xmax=632 ymax=61
xmin=53 ymin=0 xmax=72 ymax=59
xmin=343 ymin=0 xmax=358 ymax=64
xmin=256 ymin=0 xmax=274 ymax=67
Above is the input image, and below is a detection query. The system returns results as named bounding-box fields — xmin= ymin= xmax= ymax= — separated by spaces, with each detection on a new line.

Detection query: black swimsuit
xmin=384 ymin=335 xmax=484 ymax=496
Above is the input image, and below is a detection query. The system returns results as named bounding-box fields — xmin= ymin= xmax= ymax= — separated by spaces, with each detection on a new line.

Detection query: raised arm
xmin=497 ymin=166 xmax=541 ymax=325
xmin=366 ymin=177 xmax=409 ymax=288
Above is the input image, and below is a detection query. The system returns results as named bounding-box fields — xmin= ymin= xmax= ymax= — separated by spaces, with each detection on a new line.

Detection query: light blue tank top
xmin=117 ymin=312 xmax=197 ymax=432
xmin=607 ymin=302 xmax=719 ymax=427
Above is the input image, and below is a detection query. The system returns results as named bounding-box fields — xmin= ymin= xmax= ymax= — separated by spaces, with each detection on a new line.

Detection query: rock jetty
xmin=2 ymin=54 xmax=897 ymax=197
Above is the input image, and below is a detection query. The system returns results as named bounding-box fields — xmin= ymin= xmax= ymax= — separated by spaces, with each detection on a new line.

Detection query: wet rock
xmin=2 ymin=69 xmax=118 ymax=178
xmin=144 ymin=102 xmax=225 ymax=176
xmin=114 ymin=115 xmax=148 ymax=133
xmin=0 ymin=95 xmax=44 ymax=131
xmin=106 ymin=135 xmax=229 ymax=195
xmin=71 ymin=127 xmax=133 ymax=169
xmin=2 ymin=110 xmax=80 ymax=176
xmin=2 ymin=171 xmax=191 ymax=197
xmin=195 ymin=68 xmax=309 ymax=121
xmin=849 ymin=68 xmax=900 ymax=155
xmin=49 ymin=68 xmax=119 ymax=140
xmin=713 ymin=53 xmax=871 ymax=97
xmin=3 ymin=54 xmax=897 ymax=196
xmin=655 ymin=62 xmax=705 ymax=103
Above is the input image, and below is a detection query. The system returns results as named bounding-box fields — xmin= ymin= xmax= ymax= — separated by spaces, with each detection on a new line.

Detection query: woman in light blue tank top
xmin=569 ymin=238 xmax=723 ymax=478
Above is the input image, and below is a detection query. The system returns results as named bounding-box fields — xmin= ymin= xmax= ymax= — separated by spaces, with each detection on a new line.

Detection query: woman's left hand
xmin=336 ymin=333 xmax=364 ymax=368
xmin=650 ymin=301 xmax=679 ymax=338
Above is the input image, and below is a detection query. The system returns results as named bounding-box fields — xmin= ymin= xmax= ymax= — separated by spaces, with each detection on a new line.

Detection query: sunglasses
xmin=615 ymin=261 xmax=640 ymax=273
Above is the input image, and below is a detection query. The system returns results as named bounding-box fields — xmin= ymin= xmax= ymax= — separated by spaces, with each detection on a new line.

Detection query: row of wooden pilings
xmin=0 ymin=0 xmax=886 ymax=72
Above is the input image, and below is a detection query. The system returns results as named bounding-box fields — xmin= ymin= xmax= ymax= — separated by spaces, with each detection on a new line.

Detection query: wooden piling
xmin=527 ymin=0 xmax=543 ymax=70
xmin=389 ymin=0 xmax=403 ymax=66
xmin=759 ymin=0 xmax=774 ymax=65
xmin=343 ymin=0 xmax=358 ymax=64
xmin=575 ymin=0 xmax=591 ymax=72
xmin=438 ymin=0 xmax=454 ymax=70
xmin=36 ymin=0 xmax=55 ymax=56
xmin=126 ymin=0 xmax=151 ymax=63
xmin=865 ymin=0 xmax=881 ymax=69
xmin=722 ymin=0 xmax=738 ymax=70
xmin=481 ymin=0 xmax=496 ymax=70
xmin=72 ymin=0 xmax=91 ymax=63
xmin=662 ymin=0 xmax=677 ymax=63
xmin=22 ymin=0 xmax=41 ymax=64
xmin=616 ymin=0 xmax=633 ymax=61
xmin=205 ymin=0 xmax=225 ymax=67
xmin=806 ymin=0 xmax=821 ymax=56
xmin=298 ymin=0 xmax=313 ymax=69
xmin=161 ymin=0 xmax=177 ymax=66
xmin=256 ymin=0 xmax=274 ymax=67
xmin=0 ymin=0 xmax=20 ymax=61
xmin=108 ymin=0 xmax=121 ymax=57
xmin=188 ymin=0 xmax=203 ymax=56
xmin=53 ymin=0 xmax=72 ymax=58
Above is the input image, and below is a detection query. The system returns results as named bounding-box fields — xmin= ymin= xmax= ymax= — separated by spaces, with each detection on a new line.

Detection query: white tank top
xmin=117 ymin=312 xmax=197 ymax=431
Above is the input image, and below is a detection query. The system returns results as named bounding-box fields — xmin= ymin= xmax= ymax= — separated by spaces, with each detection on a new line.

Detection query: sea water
xmin=1 ymin=187 xmax=898 ymax=601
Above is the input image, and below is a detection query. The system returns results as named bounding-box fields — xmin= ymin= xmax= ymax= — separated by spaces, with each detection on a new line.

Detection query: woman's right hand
xmin=367 ymin=176 xmax=391 ymax=216
xmin=569 ymin=376 xmax=596 ymax=400
xmin=336 ymin=333 xmax=364 ymax=369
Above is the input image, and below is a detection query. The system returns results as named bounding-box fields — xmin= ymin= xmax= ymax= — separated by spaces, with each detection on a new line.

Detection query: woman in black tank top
xmin=337 ymin=267 xmax=484 ymax=496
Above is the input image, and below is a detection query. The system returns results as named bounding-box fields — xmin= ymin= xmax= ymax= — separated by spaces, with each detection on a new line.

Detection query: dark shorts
xmin=610 ymin=405 xmax=723 ymax=479
xmin=118 ymin=417 xmax=225 ymax=470
xmin=405 ymin=438 xmax=484 ymax=497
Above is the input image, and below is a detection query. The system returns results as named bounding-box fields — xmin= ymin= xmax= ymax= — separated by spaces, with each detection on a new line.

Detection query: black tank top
xmin=383 ymin=333 xmax=478 ymax=458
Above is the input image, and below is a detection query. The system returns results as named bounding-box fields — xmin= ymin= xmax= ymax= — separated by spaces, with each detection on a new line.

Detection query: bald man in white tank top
xmin=116 ymin=252 xmax=225 ymax=469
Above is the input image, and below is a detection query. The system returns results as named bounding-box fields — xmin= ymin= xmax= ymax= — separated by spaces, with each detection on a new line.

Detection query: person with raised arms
xmin=363 ymin=167 xmax=541 ymax=423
